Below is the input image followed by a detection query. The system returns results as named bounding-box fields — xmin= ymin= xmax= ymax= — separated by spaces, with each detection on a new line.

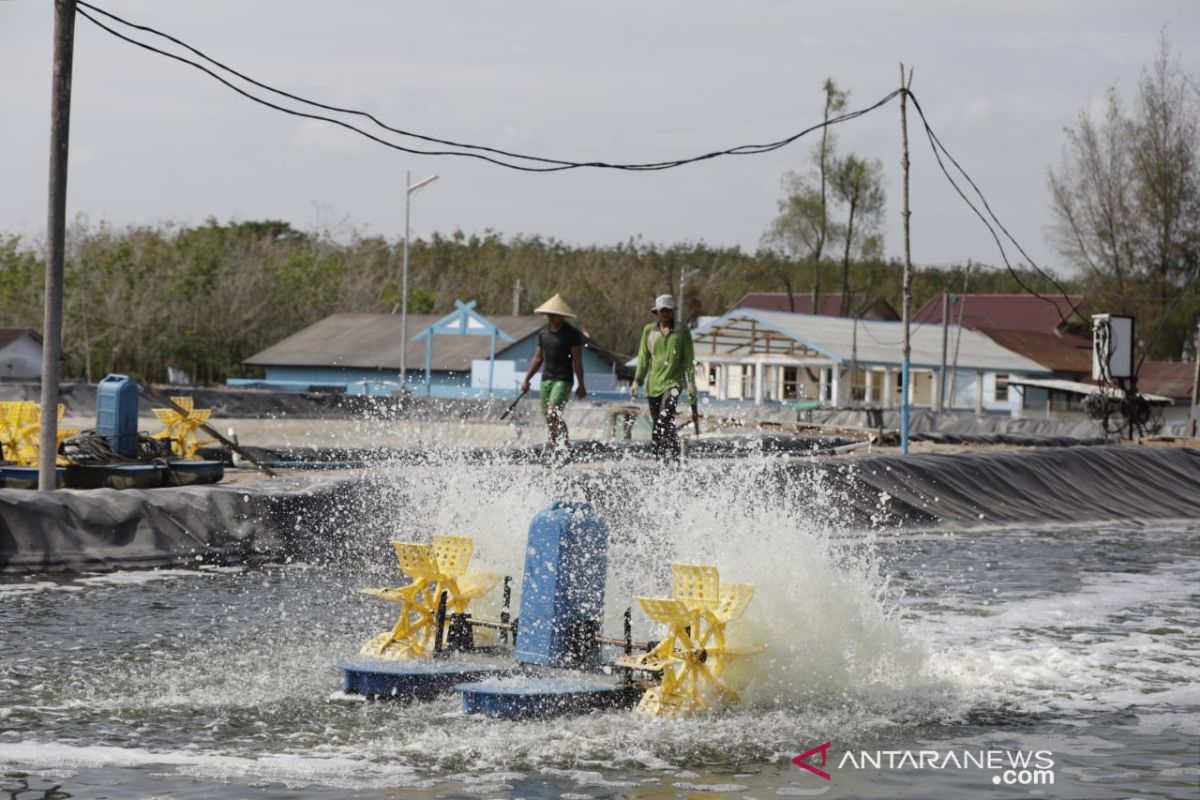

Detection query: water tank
xmin=515 ymin=501 xmax=609 ymax=668
xmin=95 ymin=374 xmax=140 ymax=457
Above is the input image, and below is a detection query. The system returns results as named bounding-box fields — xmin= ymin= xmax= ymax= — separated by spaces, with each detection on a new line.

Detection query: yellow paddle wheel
xmin=361 ymin=535 xmax=500 ymax=659
xmin=0 ymin=401 xmax=77 ymax=466
xmin=152 ymin=396 xmax=214 ymax=459
xmin=617 ymin=563 xmax=759 ymax=716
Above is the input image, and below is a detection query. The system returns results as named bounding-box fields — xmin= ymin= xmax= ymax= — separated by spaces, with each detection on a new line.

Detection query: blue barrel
xmin=95 ymin=374 xmax=140 ymax=458
xmin=515 ymin=501 xmax=608 ymax=669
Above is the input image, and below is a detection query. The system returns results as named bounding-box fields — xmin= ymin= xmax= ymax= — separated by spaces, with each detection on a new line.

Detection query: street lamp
xmin=399 ymin=170 xmax=439 ymax=389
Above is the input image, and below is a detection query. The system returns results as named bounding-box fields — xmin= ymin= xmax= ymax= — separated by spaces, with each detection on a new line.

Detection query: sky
xmin=3 ymin=1 xmax=1198 ymax=273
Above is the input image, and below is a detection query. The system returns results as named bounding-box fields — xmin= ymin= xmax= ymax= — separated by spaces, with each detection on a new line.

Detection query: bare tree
xmin=1048 ymin=89 xmax=1141 ymax=295
xmin=1048 ymin=34 xmax=1199 ymax=356
xmin=1130 ymin=33 xmax=1200 ymax=305
xmin=761 ymin=79 xmax=847 ymax=311
xmin=829 ymin=154 xmax=886 ymax=316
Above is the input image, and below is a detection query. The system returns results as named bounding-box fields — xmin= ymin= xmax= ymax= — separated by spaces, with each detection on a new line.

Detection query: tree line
xmin=0 ymin=220 xmax=1058 ymax=385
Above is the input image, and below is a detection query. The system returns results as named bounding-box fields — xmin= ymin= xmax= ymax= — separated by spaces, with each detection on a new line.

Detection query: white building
xmin=0 ymin=328 xmax=43 ymax=381
xmin=690 ymin=309 xmax=1051 ymax=411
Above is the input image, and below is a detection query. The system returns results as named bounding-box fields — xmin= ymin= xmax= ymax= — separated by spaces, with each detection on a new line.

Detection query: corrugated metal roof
xmin=1007 ymin=376 xmax=1174 ymax=404
xmin=734 ymin=292 xmax=899 ymax=320
xmin=693 ymin=309 xmax=1050 ymax=374
xmin=244 ymin=313 xmax=544 ymax=372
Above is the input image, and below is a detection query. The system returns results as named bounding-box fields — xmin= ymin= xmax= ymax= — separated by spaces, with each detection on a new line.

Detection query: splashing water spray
xmin=334 ymin=446 xmax=928 ymax=724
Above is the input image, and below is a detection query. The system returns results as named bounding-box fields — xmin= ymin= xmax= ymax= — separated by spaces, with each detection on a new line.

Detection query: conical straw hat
xmin=533 ymin=294 xmax=576 ymax=318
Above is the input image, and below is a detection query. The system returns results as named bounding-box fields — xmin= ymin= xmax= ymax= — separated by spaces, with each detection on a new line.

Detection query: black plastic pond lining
xmin=1 ymin=446 xmax=1197 ymax=573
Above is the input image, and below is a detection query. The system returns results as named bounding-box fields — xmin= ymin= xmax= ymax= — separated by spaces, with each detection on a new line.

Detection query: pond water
xmin=1 ymin=461 xmax=1196 ymax=798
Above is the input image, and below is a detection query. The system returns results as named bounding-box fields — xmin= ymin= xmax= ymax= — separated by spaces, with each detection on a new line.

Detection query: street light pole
xmin=399 ymin=170 xmax=439 ymax=389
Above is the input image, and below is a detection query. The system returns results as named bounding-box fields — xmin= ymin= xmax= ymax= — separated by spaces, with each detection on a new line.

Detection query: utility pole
xmin=1191 ymin=322 xmax=1199 ymax=438
xmin=898 ymin=63 xmax=914 ymax=454
xmin=850 ymin=316 xmax=858 ymax=407
xmin=936 ymin=291 xmax=949 ymax=413
xmin=949 ymin=262 xmax=970 ymax=403
xmin=513 ymin=278 xmax=521 ymax=316
xmin=39 ymin=0 xmax=77 ymax=491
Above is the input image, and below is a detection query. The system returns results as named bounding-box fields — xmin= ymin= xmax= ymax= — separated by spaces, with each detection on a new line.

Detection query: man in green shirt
xmin=631 ymin=294 xmax=696 ymax=464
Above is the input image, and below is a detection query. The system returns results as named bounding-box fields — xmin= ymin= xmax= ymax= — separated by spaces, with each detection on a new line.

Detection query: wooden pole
xmin=1191 ymin=322 xmax=1199 ymax=437
xmin=936 ymin=291 xmax=949 ymax=412
xmin=38 ymin=0 xmax=77 ymax=491
xmin=899 ymin=64 xmax=914 ymax=454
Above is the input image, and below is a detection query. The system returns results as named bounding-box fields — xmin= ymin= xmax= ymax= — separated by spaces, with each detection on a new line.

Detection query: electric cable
xmin=75 ymin=1 xmax=901 ymax=173
xmin=906 ymin=91 xmax=1086 ymax=329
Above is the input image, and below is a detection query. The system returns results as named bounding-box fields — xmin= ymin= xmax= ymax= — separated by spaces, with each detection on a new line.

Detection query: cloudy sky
xmin=3 ymin=1 xmax=1197 ymax=272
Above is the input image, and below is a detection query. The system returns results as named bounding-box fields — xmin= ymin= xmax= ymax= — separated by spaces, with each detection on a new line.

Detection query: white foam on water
xmin=0 ymin=580 xmax=82 ymax=597
xmin=918 ymin=557 xmax=1200 ymax=718
xmin=0 ymin=741 xmax=427 ymax=791
xmin=76 ymin=569 xmax=217 ymax=587
xmin=1 ymin=568 xmax=224 ymax=598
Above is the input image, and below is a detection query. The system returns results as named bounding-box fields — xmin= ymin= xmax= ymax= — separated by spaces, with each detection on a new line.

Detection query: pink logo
xmin=792 ymin=741 xmax=832 ymax=780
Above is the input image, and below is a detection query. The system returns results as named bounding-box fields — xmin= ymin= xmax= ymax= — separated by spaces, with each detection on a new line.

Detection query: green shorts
xmin=539 ymin=379 xmax=572 ymax=414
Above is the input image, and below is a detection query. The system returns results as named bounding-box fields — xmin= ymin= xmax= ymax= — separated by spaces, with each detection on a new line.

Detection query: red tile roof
xmin=976 ymin=329 xmax=1092 ymax=375
xmin=913 ymin=293 xmax=1089 ymax=345
xmin=1136 ymin=360 xmax=1196 ymax=400
xmin=0 ymin=328 xmax=40 ymax=349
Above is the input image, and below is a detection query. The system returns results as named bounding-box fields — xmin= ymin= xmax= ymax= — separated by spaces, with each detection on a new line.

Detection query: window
xmin=782 ymin=367 xmax=799 ymax=400
xmin=995 ymin=373 xmax=1009 ymax=402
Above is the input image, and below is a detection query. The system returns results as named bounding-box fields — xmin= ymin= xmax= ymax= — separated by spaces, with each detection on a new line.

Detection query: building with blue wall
xmin=235 ymin=303 xmax=623 ymax=398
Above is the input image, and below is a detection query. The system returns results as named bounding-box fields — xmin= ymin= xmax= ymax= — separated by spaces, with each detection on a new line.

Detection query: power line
xmin=76 ymin=1 xmax=900 ymax=173
xmin=905 ymin=91 xmax=1086 ymax=330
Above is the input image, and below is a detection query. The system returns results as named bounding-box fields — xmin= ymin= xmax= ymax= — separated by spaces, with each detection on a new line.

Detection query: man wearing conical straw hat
xmin=520 ymin=294 xmax=587 ymax=464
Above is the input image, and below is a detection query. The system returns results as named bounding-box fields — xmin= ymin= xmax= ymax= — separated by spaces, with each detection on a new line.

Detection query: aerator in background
xmin=0 ymin=374 xmax=225 ymax=489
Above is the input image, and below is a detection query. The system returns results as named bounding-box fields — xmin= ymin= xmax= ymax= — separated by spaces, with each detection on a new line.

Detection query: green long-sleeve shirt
xmin=634 ymin=322 xmax=696 ymax=399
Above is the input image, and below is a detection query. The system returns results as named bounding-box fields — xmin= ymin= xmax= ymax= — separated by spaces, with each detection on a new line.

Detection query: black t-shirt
xmin=539 ymin=322 xmax=584 ymax=381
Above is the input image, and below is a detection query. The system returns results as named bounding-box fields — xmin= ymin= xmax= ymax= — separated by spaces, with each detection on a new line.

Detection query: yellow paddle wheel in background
xmin=152 ymin=396 xmax=213 ymax=459
xmin=0 ymin=401 xmax=77 ymax=466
